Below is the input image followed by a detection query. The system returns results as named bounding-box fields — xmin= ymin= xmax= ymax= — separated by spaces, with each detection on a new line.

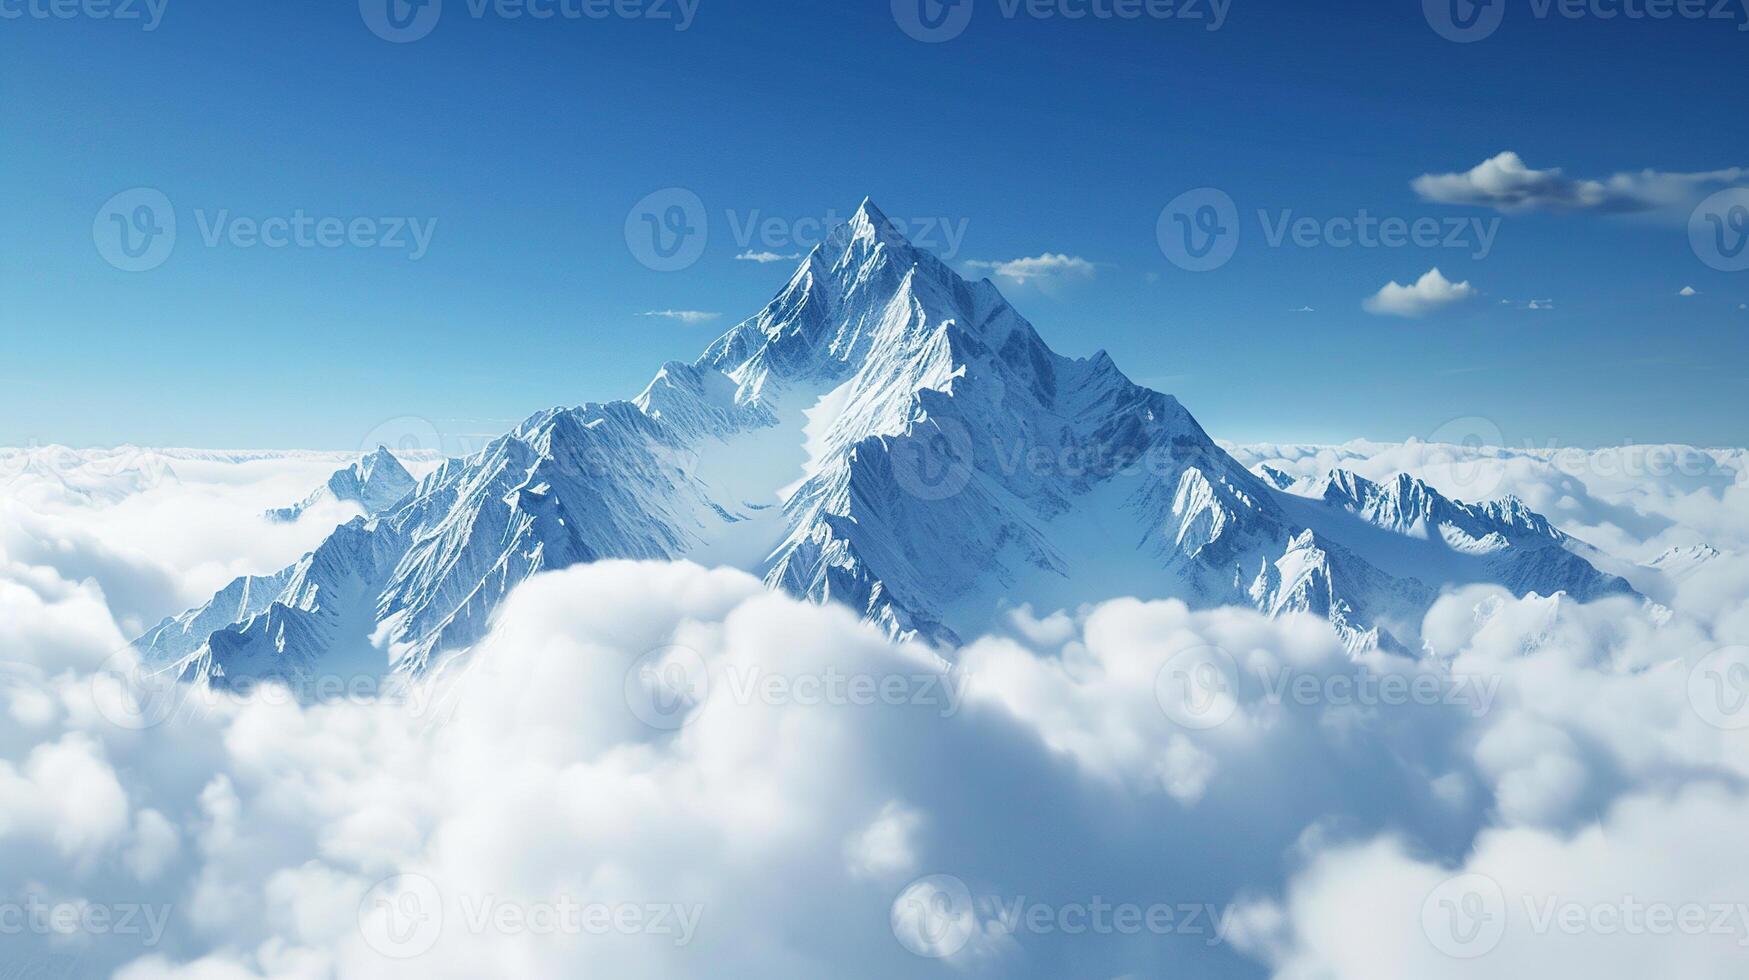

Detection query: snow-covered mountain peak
xmin=701 ymin=202 xmax=1033 ymax=406
xmin=1642 ymin=544 xmax=1723 ymax=579
xmin=266 ymin=446 xmax=415 ymax=523
xmin=1314 ymin=468 xmax=1562 ymax=546
xmin=148 ymin=199 xmax=1638 ymax=689
xmin=358 ymin=444 xmax=403 ymax=480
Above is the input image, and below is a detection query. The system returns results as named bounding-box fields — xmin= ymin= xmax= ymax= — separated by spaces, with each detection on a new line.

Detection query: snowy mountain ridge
xmin=136 ymin=200 xmax=1636 ymax=691
xmin=265 ymin=445 xmax=416 ymax=522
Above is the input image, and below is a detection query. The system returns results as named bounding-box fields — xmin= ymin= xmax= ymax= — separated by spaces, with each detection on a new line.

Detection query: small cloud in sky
xmin=1525 ymin=298 xmax=1554 ymax=310
xmin=1290 ymin=306 xmax=1316 ymax=313
xmin=639 ymin=310 xmax=722 ymax=324
xmin=966 ymin=253 xmax=1097 ymax=287
xmin=1412 ymin=151 xmax=1747 ymax=215
xmin=1679 ymin=286 xmax=1698 ymax=297
xmin=735 ymin=250 xmax=803 ymax=264
xmin=1363 ymin=268 xmax=1478 ymax=318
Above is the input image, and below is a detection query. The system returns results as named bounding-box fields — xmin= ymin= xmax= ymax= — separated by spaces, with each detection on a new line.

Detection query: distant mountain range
xmin=137 ymin=200 xmax=1636 ymax=690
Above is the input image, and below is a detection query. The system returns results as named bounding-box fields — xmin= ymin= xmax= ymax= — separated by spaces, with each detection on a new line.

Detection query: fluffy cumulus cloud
xmin=1363 ymin=268 xmax=1477 ymax=317
xmin=1412 ymin=151 xmax=1748 ymax=215
xmin=965 ymin=254 xmax=1097 ymax=288
xmin=2 ymin=446 xmax=1748 ymax=978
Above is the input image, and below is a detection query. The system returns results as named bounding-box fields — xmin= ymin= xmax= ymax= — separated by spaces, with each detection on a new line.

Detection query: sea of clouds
xmin=1 ymin=441 xmax=1747 ymax=978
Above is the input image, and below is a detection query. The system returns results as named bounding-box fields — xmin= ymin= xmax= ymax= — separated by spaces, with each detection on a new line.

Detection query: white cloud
xmin=734 ymin=250 xmax=802 ymax=264
xmin=1254 ymin=787 xmax=1749 ymax=980
xmin=1679 ymin=286 xmax=1698 ymax=297
xmin=965 ymin=254 xmax=1096 ymax=287
xmin=3 ymin=446 xmax=1749 ymax=978
xmin=1363 ymin=268 xmax=1478 ymax=318
xmin=843 ymin=801 xmax=923 ymax=880
xmin=1413 ymin=151 xmax=1747 ymax=214
xmin=639 ymin=310 xmax=722 ymax=324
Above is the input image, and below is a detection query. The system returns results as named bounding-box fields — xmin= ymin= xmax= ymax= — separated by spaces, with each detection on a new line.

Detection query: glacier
xmin=136 ymin=199 xmax=1636 ymax=691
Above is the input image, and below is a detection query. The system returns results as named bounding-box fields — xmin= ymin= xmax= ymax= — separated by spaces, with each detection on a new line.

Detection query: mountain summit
xmin=139 ymin=201 xmax=1634 ymax=689
xmin=266 ymin=446 xmax=416 ymax=522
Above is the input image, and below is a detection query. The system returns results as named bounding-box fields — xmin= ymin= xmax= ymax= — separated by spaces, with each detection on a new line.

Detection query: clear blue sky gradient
xmin=3 ymin=0 xmax=1746 ymax=450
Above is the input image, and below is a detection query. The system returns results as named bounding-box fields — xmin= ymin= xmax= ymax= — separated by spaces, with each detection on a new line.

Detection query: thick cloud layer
xmin=1 ymin=446 xmax=1746 ymax=978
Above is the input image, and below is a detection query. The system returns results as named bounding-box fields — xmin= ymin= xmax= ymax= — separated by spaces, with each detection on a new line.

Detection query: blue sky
xmin=3 ymin=0 xmax=1746 ymax=451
